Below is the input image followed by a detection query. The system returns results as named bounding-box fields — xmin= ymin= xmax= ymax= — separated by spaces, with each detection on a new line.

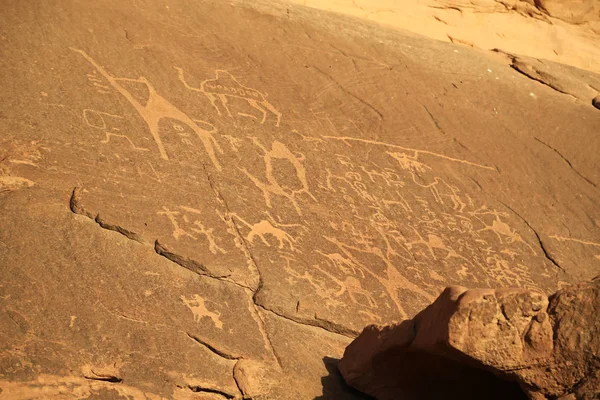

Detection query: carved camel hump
xmin=200 ymin=70 xmax=265 ymax=101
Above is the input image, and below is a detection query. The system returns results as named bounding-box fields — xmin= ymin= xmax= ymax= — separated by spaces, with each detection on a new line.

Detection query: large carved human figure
xmin=71 ymin=48 xmax=222 ymax=169
xmin=324 ymin=236 xmax=435 ymax=319
xmin=240 ymin=137 xmax=316 ymax=216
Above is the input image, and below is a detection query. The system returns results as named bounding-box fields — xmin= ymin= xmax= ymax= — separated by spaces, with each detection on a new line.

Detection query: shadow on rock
xmin=339 ymin=279 xmax=600 ymax=399
xmin=352 ymin=347 xmax=527 ymax=400
xmin=315 ymin=356 xmax=374 ymax=400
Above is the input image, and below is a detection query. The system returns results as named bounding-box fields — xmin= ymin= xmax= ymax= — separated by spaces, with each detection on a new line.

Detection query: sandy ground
xmin=284 ymin=0 xmax=600 ymax=73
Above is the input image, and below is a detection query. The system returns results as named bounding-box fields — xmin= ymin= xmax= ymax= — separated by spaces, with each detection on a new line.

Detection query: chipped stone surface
xmin=505 ymin=53 xmax=600 ymax=103
xmin=0 ymin=0 xmax=599 ymax=398
xmin=541 ymin=277 xmax=600 ymax=398
xmin=0 ymin=192 xmax=253 ymax=398
xmin=339 ymin=278 xmax=600 ymax=399
xmin=254 ymin=310 xmax=368 ymax=399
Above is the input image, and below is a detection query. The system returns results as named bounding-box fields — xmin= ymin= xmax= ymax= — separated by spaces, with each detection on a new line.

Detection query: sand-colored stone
xmin=339 ymin=278 xmax=600 ymax=399
xmin=285 ymin=0 xmax=600 ymax=73
xmin=0 ymin=0 xmax=599 ymax=398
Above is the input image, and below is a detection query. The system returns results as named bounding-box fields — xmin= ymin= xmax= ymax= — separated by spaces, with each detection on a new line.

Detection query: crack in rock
xmin=253 ymin=276 xmax=360 ymax=338
xmin=534 ymin=137 xmax=598 ymax=190
xmin=245 ymin=289 xmax=283 ymax=369
xmin=70 ymin=187 xmax=145 ymax=244
xmin=201 ymin=163 xmax=260 ymax=290
xmin=255 ymin=303 xmax=359 ymax=338
xmin=186 ymin=332 xmax=241 ymax=361
xmin=471 ymin=177 xmax=483 ymax=191
xmin=421 ymin=103 xmax=446 ymax=136
xmin=185 ymin=332 xmax=245 ymax=398
xmin=69 ymin=187 xmax=252 ymax=291
xmin=197 ymin=164 xmax=291 ymax=371
xmin=498 ymin=200 xmax=566 ymax=275
xmin=84 ymin=374 xmax=122 ymax=383
xmin=184 ymin=384 xmax=236 ymax=399
xmin=508 ymin=57 xmax=577 ymax=99
xmin=154 ymin=240 xmax=225 ymax=278
xmin=154 ymin=240 xmax=253 ymax=290
xmin=95 ymin=214 xmax=145 ymax=244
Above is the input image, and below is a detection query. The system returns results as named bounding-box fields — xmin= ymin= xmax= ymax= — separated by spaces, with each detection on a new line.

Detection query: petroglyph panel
xmin=4 ymin=1 xmax=600 ymax=398
xmin=10 ymin=0 xmax=591 ymax=341
xmin=61 ymin=43 xmax=568 ymax=333
xmin=67 ymin=44 xmax=563 ymax=330
xmin=213 ymin=117 xmax=559 ymax=330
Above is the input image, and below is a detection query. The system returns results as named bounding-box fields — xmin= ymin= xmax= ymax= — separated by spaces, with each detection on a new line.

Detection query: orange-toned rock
xmin=1 ymin=0 xmax=600 ymax=398
xmin=339 ymin=278 xmax=600 ymax=399
xmin=536 ymin=0 xmax=600 ymax=24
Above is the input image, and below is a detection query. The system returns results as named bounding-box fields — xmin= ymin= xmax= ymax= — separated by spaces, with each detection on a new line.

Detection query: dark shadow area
xmin=315 ymin=356 xmax=374 ymax=400
xmin=347 ymin=347 xmax=529 ymax=400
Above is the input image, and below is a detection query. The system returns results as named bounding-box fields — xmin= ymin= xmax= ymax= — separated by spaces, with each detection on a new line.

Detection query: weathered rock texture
xmin=0 ymin=0 xmax=599 ymax=398
xmin=339 ymin=277 xmax=600 ymax=399
xmin=290 ymin=0 xmax=600 ymax=73
xmin=535 ymin=0 xmax=600 ymax=24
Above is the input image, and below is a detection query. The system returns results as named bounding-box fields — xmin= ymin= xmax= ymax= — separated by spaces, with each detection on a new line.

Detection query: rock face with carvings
xmin=0 ymin=0 xmax=599 ymax=398
xmin=339 ymin=277 xmax=600 ymax=399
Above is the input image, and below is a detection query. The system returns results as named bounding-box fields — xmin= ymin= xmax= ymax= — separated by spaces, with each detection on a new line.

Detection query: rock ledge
xmin=339 ymin=277 xmax=600 ymax=399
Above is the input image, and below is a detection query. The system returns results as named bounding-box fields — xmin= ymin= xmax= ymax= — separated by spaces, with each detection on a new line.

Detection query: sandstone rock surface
xmin=0 ymin=0 xmax=599 ymax=398
xmin=339 ymin=277 xmax=600 ymax=399
xmin=289 ymin=0 xmax=600 ymax=73
xmin=536 ymin=0 xmax=600 ymax=24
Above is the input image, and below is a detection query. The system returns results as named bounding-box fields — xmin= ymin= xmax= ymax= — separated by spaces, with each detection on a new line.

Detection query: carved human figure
xmin=240 ymin=138 xmax=316 ymax=215
xmin=71 ymin=48 xmax=222 ymax=169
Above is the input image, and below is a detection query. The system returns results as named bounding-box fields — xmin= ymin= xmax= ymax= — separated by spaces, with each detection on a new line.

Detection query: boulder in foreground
xmin=339 ymin=277 xmax=600 ymax=399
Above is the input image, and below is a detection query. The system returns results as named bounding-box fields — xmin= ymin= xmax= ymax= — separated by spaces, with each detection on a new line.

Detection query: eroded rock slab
xmin=339 ymin=278 xmax=600 ymax=399
xmin=505 ymin=52 xmax=600 ymax=105
xmin=1 ymin=0 xmax=599 ymax=398
xmin=0 ymin=190 xmax=269 ymax=399
xmin=287 ymin=0 xmax=600 ymax=73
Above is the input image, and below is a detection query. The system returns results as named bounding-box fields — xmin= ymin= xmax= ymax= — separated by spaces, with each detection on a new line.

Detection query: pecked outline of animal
xmin=175 ymin=67 xmax=282 ymax=127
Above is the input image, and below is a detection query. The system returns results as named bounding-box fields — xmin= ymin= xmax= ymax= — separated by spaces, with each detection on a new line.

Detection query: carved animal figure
xmin=176 ymin=68 xmax=282 ymax=126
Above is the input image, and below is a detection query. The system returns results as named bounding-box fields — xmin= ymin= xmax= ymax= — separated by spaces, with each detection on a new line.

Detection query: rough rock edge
xmin=492 ymin=48 xmax=600 ymax=115
xmin=69 ymin=187 xmax=356 ymax=339
xmin=340 ymin=278 xmax=600 ymax=399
